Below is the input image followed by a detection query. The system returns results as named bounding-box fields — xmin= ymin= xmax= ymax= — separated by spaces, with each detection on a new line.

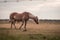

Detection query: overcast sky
xmin=0 ymin=1 xmax=60 ymax=20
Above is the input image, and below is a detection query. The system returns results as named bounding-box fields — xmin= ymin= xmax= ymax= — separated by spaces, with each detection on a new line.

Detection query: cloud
xmin=0 ymin=1 xmax=60 ymax=19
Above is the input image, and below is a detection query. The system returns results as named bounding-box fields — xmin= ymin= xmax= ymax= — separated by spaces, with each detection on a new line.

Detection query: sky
xmin=0 ymin=0 xmax=60 ymax=20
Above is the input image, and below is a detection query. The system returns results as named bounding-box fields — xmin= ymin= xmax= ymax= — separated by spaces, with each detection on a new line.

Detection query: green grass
xmin=0 ymin=20 xmax=60 ymax=40
xmin=0 ymin=31 xmax=60 ymax=40
xmin=0 ymin=28 xmax=60 ymax=40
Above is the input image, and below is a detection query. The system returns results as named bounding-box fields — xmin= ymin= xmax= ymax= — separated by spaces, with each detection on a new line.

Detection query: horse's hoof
xmin=19 ymin=28 xmax=21 ymax=30
xmin=15 ymin=27 xmax=17 ymax=29
xmin=23 ymin=29 xmax=27 ymax=31
xmin=16 ymin=28 xmax=18 ymax=30
xmin=19 ymin=28 xmax=20 ymax=29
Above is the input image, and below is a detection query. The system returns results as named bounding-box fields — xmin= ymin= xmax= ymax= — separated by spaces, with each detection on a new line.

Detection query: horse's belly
xmin=15 ymin=18 xmax=22 ymax=21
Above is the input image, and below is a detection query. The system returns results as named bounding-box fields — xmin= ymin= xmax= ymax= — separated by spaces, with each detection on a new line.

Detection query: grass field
xmin=0 ymin=20 xmax=60 ymax=40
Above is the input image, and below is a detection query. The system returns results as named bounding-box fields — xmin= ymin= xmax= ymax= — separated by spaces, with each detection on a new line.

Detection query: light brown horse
xmin=9 ymin=12 xmax=39 ymax=31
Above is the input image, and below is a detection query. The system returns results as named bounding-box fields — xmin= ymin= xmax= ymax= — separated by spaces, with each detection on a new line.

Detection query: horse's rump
xmin=10 ymin=12 xmax=18 ymax=19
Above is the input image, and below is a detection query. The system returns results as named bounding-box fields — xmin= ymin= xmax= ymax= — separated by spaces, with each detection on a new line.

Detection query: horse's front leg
xmin=19 ymin=21 xmax=24 ymax=30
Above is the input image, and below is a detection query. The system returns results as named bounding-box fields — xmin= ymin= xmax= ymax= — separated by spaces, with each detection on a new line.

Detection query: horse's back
xmin=13 ymin=12 xmax=29 ymax=20
xmin=9 ymin=12 xmax=32 ymax=21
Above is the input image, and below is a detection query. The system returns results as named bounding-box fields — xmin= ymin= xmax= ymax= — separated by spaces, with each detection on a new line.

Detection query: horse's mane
xmin=23 ymin=12 xmax=35 ymax=18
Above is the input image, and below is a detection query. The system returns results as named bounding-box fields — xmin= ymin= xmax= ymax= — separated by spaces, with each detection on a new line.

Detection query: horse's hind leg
xmin=11 ymin=22 xmax=16 ymax=29
xmin=10 ymin=20 xmax=14 ymax=29
xmin=23 ymin=21 xmax=27 ymax=31
xmin=13 ymin=22 xmax=16 ymax=29
xmin=11 ymin=22 xmax=13 ymax=29
xmin=19 ymin=21 xmax=24 ymax=30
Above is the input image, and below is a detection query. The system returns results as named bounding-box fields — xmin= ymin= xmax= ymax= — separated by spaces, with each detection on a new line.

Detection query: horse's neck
xmin=29 ymin=13 xmax=35 ymax=19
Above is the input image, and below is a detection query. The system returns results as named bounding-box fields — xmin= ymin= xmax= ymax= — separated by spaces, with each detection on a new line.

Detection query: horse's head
xmin=34 ymin=16 xmax=39 ymax=24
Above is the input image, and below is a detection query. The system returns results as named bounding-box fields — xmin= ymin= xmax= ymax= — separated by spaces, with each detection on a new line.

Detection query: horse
xmin=9 ymin=12 xmax=39 ymax=31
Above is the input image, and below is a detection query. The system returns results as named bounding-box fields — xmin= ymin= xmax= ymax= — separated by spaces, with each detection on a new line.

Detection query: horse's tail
xmin=9 ymin=19 xmax=11 ymax=23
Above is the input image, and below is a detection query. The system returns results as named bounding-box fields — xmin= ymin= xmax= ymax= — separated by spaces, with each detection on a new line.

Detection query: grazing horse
xmin=9 ymin=12 xmax=39 ymax=31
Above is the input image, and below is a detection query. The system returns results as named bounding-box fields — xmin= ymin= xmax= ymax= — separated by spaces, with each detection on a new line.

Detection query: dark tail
xmin=9 ymin=19 xmax=11 ymax=23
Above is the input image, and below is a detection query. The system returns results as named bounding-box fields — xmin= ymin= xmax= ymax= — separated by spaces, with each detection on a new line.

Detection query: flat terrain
xmin=0 ymin=21 xmax=60 ymax=35
xmin=0 ymin=21 xmax=60 ymax=40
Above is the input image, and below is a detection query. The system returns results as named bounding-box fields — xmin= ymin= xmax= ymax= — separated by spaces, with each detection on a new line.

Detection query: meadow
xmin=0 ymin=20 xmax=60 ymax=40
